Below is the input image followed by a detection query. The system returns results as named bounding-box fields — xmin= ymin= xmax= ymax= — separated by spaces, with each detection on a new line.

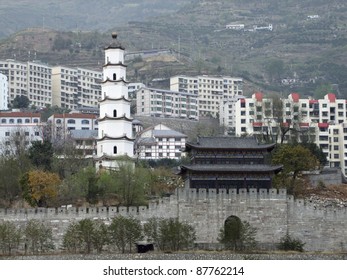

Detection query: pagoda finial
xmin=111 ymin=32 xmax=118 ymax=39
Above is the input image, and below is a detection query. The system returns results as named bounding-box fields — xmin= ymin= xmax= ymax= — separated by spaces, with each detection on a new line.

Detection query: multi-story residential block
xmin=220 ymin=92 xmax=347 ymax=177
xmin=170 ymin=75 xmax=243 ymax=118
xmin=52 ymin=66 xmax=102 ymax=109
xmin=47 ymin=113 xmax=98 ymax=140
xmin=0 ymin=111 xmax=43 ymax=155
xmin=0 ymin=59 xmax=52 ymax=108
xmin=128 ymin=83 xmax=145 ymax=99
xmin=135 ymin=124 xmax=187 ymax=160
xmin=0 ymin=73 xmax=8 ymax=110
xmin=136 ymin=87 xmax=198 ymax=120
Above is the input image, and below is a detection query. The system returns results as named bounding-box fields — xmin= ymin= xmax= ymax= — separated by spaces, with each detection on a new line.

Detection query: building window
xmin=113 ymin=73 xmax=117 ymax=80
xmin=56 ymin=119 xmax=62 ymax=124
xmin=67 ymin=119 xmax=75 ymax=124
xmin=113 ymin=110 xmax=117 ymax=117
xmin=25 ymin=119 xmax=30 ymax=123
xmin=1 ymin=119 xmax=6 ymax=123
xmin=9 ymin=119 xmax=14 ymax=124
xmin=5 ymin=132 xmax=10 ymax=136
xmin=81 ymin=120 xmax=90 ymax=125
xmin=17 ymin=119 xmax=22 ymax=124
xmin=113 ymin=146 xmax=117 ymax=154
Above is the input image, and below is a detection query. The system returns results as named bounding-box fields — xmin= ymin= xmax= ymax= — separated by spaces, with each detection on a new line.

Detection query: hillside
xmin=0 ymin=0 xmax=346 ymax=96
xmin=0 ymin=0 xmax=190 ymax=38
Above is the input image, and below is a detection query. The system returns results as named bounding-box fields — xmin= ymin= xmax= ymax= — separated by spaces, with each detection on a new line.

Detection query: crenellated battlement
xmin=0 ymin=187 xmax=346 ymax=252
xmin=1 ymin=188 xmax=345 ymax=220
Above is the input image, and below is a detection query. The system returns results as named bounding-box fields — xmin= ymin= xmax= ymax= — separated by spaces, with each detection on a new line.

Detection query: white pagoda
xmin=96 ymin=33 xmax=134 ymax=170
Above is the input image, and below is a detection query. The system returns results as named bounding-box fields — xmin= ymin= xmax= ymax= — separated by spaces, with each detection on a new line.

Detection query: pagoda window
xmin=113 ymin=146 xmax=118 ymax=154
xmin=113 ymin=73 xmax=117 ymax=80
xmin=113 ymin=110 xmax=117 ymax=117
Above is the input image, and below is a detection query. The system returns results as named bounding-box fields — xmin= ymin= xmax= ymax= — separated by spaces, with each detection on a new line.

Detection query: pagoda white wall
xmin=98 ymin=139 xmax=134 ymax=157
xmin=103 ymin=66 xmax=126 ymax=82
xmin=99 ymin=120 xmax=133 ymax=138
xmin=101 ymin=83 xmax=129 ymax=99
xmin=99 ymin=100 xmax=131 ymax=119
xmin=105 ymin=48 xmax=124 ymax=64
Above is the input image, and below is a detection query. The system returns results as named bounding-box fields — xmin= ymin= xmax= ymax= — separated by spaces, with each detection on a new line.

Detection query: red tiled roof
xmin=299 ymin=122 xmax=309 ymax=127
xmin=51 ymin=113 xmax=98 ymax=119
xmin=291 ymin=93 xmax=300 ymax=102
xmin=255 ymin=92 xmax=263 ymax=102
xmin=309 ymin=100 xmax=318 ymax=104
xmin=327 ymin=93 xmax=336 ymax=103
xmin=0 ymin=112 xmax=41 ymax=118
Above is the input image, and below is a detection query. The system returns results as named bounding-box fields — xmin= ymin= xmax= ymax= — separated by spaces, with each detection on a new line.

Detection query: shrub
xmin=278 ymin=233 xmax=305 ymax=252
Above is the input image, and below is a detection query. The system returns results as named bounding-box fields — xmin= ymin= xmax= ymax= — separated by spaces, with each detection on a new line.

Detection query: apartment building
xmin=52 ymin=66 xmax=102 ymax=109
xmin=136 ymin=87 xmax=198 ymax=120
xmin=135 ymin=124 xmax=187 ymax=160
xmin=0 ymin=59 xmax=52 ymax=108
xmin=170 ymin=75 xmax=243 ymax=118
xmin=0 ymin=111 xmax=43 ymax=155
xmin=0 ymin=73 xmax=8 ymax=110
xmin=220 ymin=92 xmax=347 ymax=176
xmin=47 ymin=112 xmax=98 ymax=140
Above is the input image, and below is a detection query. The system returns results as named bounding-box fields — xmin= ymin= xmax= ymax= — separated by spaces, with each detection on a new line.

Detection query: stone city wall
xmin=0 ymin=188 xmax=346 ymax=252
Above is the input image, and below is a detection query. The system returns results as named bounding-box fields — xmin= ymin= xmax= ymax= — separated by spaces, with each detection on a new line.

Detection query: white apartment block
xmin=0 ymin=73 xmax=8 ymax=110
xmin=128 ymin=83 xmax=145 ymax=99
xmin=52 ymin=66 xmax=102 ymax=109
xmin=0 ymin=59 xmax=52 ymax=108
xmin=220 ymin=92 xmax=347 ymax=176
xmin=135 ymin=124 xmax=187 ymax=160
xmin=0 ymin=111 xmax=43 ymax=156
xmin=47 ymin=113 xmax=98 ymax=140
xmin=170 ymin=75 xmax=243 ymax=118
xmin=136 ymin=87 xmax=198 ymax=120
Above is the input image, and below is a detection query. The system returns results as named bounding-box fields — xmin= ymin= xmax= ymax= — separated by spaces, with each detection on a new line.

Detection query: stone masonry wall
xmin=0 ymin=188 xmax=346 ymax=252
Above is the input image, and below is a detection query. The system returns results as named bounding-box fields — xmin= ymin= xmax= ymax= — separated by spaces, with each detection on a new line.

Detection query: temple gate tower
xmin=96 ymin=33 xmax=134 ymax=170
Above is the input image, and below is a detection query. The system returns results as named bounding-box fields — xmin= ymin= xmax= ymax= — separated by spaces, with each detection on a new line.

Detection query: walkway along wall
xmin=0 ymin=188 xmax=346 ymax=252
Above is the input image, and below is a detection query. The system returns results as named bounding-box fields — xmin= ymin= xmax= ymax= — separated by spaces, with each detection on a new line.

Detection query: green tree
xmin=109 ymin=216 xmax=142 ymax=253
xmin=28 ymin=140 xmax=54 ymax=171
xmin=113 ymin=162 xmax=148 ymax=206
xmin=144 ymin=218 xmax=196 ymax=252
xmin=272 ymin=144 xmax=319 ymax=193
xmin=12 ymin=95 xmax=30 ymax=109
xmin=278 ymin=233 xmax=305 ymax=252
xmin=0 ymin=221 xmax=22 ymax=255
xmin=62 ymin=222 xmax=80 ymax=253
xmin=77 ymin=219 xmax=96 ymax=254
xmin=0 ymin=157 xmax=22 ymax=207
xmin=23 ymin=220 xmax=54 ymax=254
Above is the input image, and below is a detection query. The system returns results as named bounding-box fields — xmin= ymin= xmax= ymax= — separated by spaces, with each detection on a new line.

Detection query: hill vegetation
xmin=0 ymin=0 xmax=346 ymax=96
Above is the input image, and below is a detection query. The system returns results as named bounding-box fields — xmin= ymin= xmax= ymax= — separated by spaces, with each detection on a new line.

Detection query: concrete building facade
xmin=136 ymin=87 xmax=198 ymax=120
xmin=170 ymin=75 xmax=243 ymax=118
xmin=0 ymin=73 xmax=8 ymax=110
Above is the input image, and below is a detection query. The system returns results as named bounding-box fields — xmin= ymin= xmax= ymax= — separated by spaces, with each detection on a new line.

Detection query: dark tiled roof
xmin=186 ymin=136 xmax=275 ymax=150
xmin=153 ymin=130 xmax=187 ymax=138
xmin=70 ymin=130 xmax=98 ymax=139
xmin=180 ymin=164 xmax=283 ymax=173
